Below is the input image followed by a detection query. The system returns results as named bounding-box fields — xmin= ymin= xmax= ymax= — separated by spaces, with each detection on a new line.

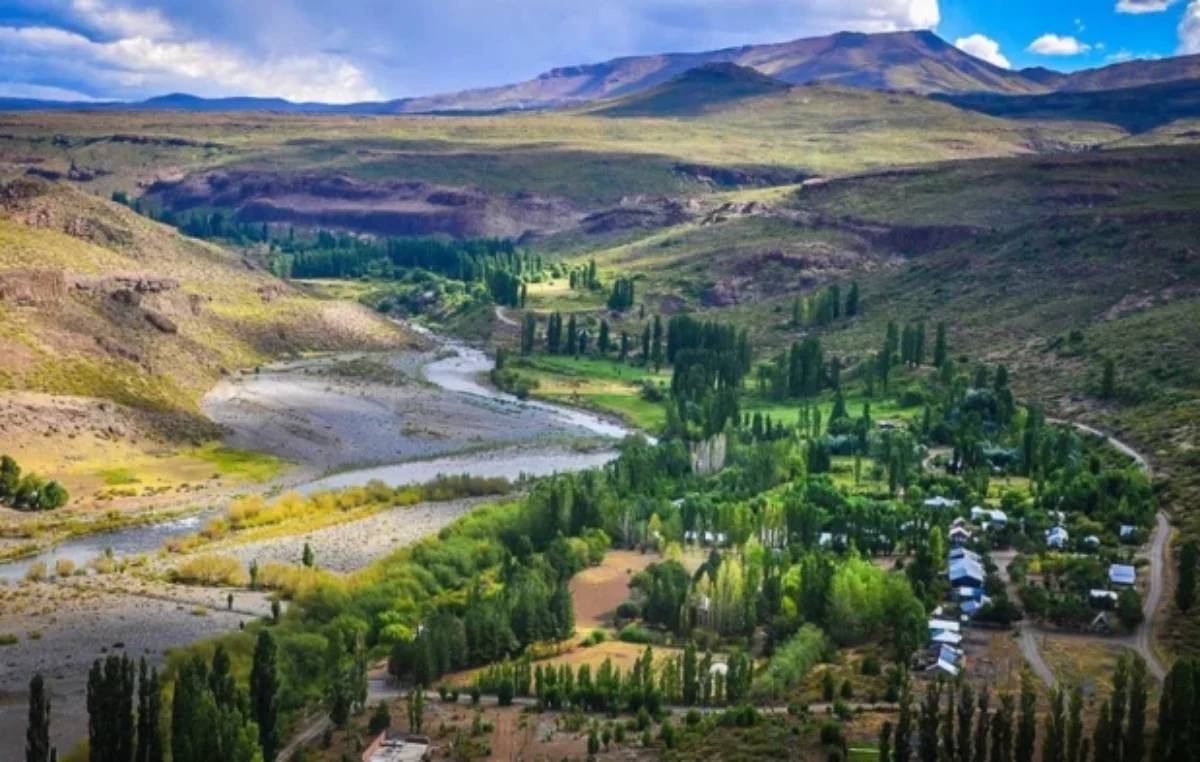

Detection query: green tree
xmin=846 ymin=282 xmax=860 ymax=318
xmin=1101 ymin=358 xmax=1116 ymax=400
xmin=521 ymin=312 xmax=537 ymax=356
xmin=895 ymin=670 xmax=914 ymax=762
xmin=406 ymin=688 xmax=426 ymax=734
xmin=250 ymin=631 xmax=281 ymax=762
xmin=26 ymin=674 xmax=52 ymax=762
xmin=1066 ymin=682 xmax=1084 ymax=762
xmin=1123 ymin=655 xmax=1146 ymax=762
xmin=1042 ymin=685 xmax=1065 ymax=762
xmin=918 ymin=678 xmax=942 ymax=762
xmin=1015 ymin=670 xmax=1037 ymax=762
xmin=1177 ymin=541 xmax=1197 ymax=613
xmin=956 ymin=679 xmax=975 ymax=762
xmin=682 ymin=641 xmax=698 ymax=707
xmin=136 ymin=658 xmax=163 ymax=762
xmin=973 ymin=688 xmax=990 ymax=762
xmin=934 ymin=323 xmax=948 ymax=368
xmin=879 ymin=721 xmax=893 ymax=762
xmin=1092 ymin=701 xmax=1112 ymax=762
xmin=991 ymin=693 xmax=1014 ymax=762
xmin=302 ymin=542 xmax=315 ymax=568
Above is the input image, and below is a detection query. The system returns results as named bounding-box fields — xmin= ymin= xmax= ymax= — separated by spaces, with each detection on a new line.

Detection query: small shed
xmin=1109 ymin=564 xmax=1136 ymax=586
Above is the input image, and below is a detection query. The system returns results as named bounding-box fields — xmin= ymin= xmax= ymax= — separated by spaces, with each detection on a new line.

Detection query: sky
xmin=0 ymin=0 xmax=1196 ymax=103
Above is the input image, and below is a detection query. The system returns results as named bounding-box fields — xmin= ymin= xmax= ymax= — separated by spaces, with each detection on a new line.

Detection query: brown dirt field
xmin=570 ymin=549 xmax=656 ymax=631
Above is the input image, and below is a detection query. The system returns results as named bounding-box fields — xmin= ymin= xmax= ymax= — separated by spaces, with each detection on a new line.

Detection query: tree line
xmin=1 ymin=454 xmax=68 ymax=512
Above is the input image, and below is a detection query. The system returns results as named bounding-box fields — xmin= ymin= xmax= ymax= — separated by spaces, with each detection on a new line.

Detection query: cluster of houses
xmin=923 ymin=546 xmax=991 ymax=677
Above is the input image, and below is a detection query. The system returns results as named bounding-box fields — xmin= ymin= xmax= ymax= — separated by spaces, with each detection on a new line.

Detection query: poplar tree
xmin=1123 ymin=655 xmax=1146 ymax=762
xmin=1043 ymin=685 xmax=1065 ymax=762
xmin=934 ymin=323 xmax=948 ymax=368
xmin=1092 ymin=701 xmax=1112 ymax=762
xmin=1111 ymin=655 xmax=1129 ymax=762
xmin=1015 ymin=670 xmax=1037 ymax=762
xmin=991 ymin=693 xmax=1014 ymax=762
xmin=918 ymin=678 xmax=941 ymax=762
xmin=26 ymin=674 xmax=51 ymax=762
xmin=1177 ymin=541 xmax=1197 ymax=613
xmin=956 ymin=679 xmax=975 ymax=762
xmin=879 ymin=721 xmax=893 ymax=762
xmin=135 ymin=658 xmax=163 ymax=762
xmin=973 ymin=687 xmax=990 ymax=762
xmin=895 ymin=670 xmax=914 ymax=762
xmin=250 ymin=631 xmax=281 ymax=762
xmin=1066 ymin=683 xmax=1084 ymax=762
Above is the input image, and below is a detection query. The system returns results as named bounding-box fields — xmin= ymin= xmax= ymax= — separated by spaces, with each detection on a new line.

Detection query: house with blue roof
xmin=949 ymin=557 xmax=985 ymax=588
xmin=1046 ymin=526 xmax=1069 ymax=549
xmin=1109 ymin=564 xmax=1136 ymax=586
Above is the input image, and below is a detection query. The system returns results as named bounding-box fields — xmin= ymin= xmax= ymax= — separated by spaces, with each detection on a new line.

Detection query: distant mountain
xmin=591 ymin=63 xmax=793 ymax=117
xmin=941 ymin=77 xmax=1200 ymax=134
xmin=4 ymin=31 xmax=1200 ymax=116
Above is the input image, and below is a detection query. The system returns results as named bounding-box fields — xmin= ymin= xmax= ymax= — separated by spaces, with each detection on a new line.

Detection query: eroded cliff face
xmin=145 ymin=170 xmax=586 ymax=239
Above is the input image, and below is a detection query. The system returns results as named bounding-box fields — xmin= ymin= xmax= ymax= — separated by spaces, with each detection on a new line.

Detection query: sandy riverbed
xmin=202 ymin=351 xmax=592 ymax=472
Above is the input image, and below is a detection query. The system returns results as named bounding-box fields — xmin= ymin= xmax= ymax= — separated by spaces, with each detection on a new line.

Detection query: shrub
xmin=368 ymin=701 xmax=391 ymax=735
xmin=24 ymin=561 xmax=47 ymax=583
xmin=171 ymin=555 xmax=248 ymax=587
xmin=617 ymin=624 xmax=654 ymax=644
xmin=860 ymin=651 xmax=881 ymax=676
xmin=0 ymin=633 xmax=18 ymax=646
xmin=820 ymin=722 xmax=844 ymax=747
xmin=582 ymin=629 xmax=607 ymax=647
xmin=55 ymin=559 xmax=76 ymax=578
xmin=615 ymin=599 xmax=642 ymax=620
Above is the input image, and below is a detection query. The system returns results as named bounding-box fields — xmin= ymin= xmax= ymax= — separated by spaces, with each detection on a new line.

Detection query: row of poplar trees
xmin=880 ymin=654 xmax=1153 ymax=762
xmin=25 ymin=631 xmax=281 ymax=762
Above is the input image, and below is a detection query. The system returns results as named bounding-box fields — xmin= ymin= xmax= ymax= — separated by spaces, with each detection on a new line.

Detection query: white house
xmin=925 ymin=496 xmax=961 ymax=510
xmin=948 ymin=526 xmax=972 ymax=546
xmin=1109 ymin=564 xmax=1136 ymax=587
xmin=1046 ymin=527 xmax=1069 ymax=549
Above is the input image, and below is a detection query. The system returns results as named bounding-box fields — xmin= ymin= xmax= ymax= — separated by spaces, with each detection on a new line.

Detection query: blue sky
xmin=0 ymin=1 xmax=1196 ymax=102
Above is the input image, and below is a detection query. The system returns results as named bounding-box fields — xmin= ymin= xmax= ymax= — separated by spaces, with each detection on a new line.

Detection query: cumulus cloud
xmin=1181 ymin=1 xmax=1200 ymax=54
xmin=954 ymin=34 xmax=1011 ymax=69
xmin=1116 ymin=0 xmax=1180 ymax=13
xmin=0 ymin=0 xmax=943 ymax=101
xmin=1027 ymin=34 xmax=1092 ymax=56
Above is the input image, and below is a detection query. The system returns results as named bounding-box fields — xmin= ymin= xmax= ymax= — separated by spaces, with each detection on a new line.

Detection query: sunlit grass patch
xmin=188 ymin=444 xmax=290 ymax=483
xmin=97 ymin=467 xmax=140 ymax=486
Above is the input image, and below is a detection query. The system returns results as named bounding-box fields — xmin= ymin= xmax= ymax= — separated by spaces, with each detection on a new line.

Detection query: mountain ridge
xmin=4 ymin=30 xmax=1200 ymax=115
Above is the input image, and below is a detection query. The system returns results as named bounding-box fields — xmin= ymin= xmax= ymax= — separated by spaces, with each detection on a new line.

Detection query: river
xmin=0 ymin=323 xmax=636 ymax=584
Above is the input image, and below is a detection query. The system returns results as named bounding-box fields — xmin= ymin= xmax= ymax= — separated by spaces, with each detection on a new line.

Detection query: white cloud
xmin=1027 ymin=34 xmax=1093 ymax=56
xmin=1116 ymin=0 xmax=1180 ymax=13
xmin=954 ymin=34 xmax=1011 ymax=69
xmin=1 ymin=0 xmax=946 ymax=100
xmin=1181 ymin=1 xmax=1200 ymax=54
xmin=0 ymin=23 xmax=380 ymax=102
xmin=0 ymin=82 xmax=103 ymax=101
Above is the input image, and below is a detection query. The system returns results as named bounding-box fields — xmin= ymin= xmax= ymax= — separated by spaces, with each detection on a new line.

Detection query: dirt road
xmin=1011 ymin=420 xmax=1167 ymax=685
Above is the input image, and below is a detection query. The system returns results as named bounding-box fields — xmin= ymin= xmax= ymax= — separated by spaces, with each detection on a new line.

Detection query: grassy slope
xmin=0 ymin=93 xmax=1125 ymax=209
xmin=0 ymin=178 xmax=415 ymax=503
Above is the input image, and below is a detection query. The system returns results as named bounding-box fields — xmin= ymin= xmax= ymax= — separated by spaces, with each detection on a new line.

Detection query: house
xmin=925 ymin=496 xmax=960 ymax=510
xmin=929 ymin=618 xmax=962 ymax=635
xmin=988 ymin=510 xmax=1008 ymax=526
xmin=1084 ymin=535 xmax=1101 ymax=548
xmin=1109 ymin=564 xmax=1137 ymax=587
xmin=948 ymin=526 xmax=972 ymax=546
xmin=1119 ymin=525 xmax=1138 ymax=542
xmin=949 ymin=548 xmax=981 ymax=563
xmin=1089 ymin=590 xmax=1119 ymax=608
xmin=955 ymin=587 xmax=985 ymax=602
xmin=930 ymin=630 xmax=963 ymax=646
xmin=948 ymin=557 xmax=985 ymax=588
xmin=961 ymin=597 xmax=991 ymax=618
xmin=684 ymin=530 xmax=728 ymax=546
xmin=951 ymin=517 xmax=969 ymax=529
xmin=363 ymin=734 xmax=432 ymax=762
xmin=971 ymin=506 xmax=990 ymax=522
xmin=1046 ymin=526 xmax=1069 ymax=549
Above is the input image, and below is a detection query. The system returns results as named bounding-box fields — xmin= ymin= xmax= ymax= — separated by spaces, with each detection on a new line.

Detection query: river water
xmin=0 ymin=323 xmax=635 ymax=584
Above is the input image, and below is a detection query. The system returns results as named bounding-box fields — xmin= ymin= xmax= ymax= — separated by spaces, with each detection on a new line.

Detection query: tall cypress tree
xmin=880 ymin=721 xmax=893 ymax=762
xmin=895 ymin=670 xmax=914 ymax=762
xmin=1177 ymin=541 xmax=1198 ymax=613
xmin=1066 ymin=683 xmax=1084 ymax=762
xmin=1111 ymin=654 xmax=1130 ymax=762
xmin=1123 ymin=656 xmax=1147 ymax=762
xmin=26 ymin=674 xmax=51 ymax=762
xmin=973 ymin=687 xmax=990 ymax=762
xmin=1015 ymin=670 xmax=1038 ymax=762
xmin=918 ymin=678 xmax=941 ymax=762
xmin=934 ymin=323 xmax=948 ymax=368
xmin=957 ymin=679 xmax=975 ymax=762
xmin=991 ymin=693 xmax=1014 ymax=762
xmin=1043 ymin=685 xmax=1065 ymax=762
xmin=681 ymin=641 xmax=697 ymax=707
xmin=135 ymin=658 xmax=163 ymax=762
xmin=1092 ymin=701 xmax=1113 ymax=762
xmin=943 ymin=679 xmax=956 ymax=762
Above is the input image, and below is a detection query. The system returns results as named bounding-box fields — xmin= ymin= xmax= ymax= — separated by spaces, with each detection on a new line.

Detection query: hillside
xmin=0 ymin=177 xmax=414 ymax=504
xmin=940 ymin=78 xmax=1200 ymax=134
xmin=592 ymin=63 xmax=792 ymax=117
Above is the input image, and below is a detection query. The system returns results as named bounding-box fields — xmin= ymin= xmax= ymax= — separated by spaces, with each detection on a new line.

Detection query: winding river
xmin=0 ymin=324 xmax=635 ymax=583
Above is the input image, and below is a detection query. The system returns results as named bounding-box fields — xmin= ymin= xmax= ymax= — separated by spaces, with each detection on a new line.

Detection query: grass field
xmin=511 ymin=354 xmax=670 ymax=431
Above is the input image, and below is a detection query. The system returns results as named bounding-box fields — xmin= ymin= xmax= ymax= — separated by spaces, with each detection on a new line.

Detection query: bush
xmin=0 ymin=633 xmax=17 ymax=646
xmin=615 ymin=599 xmax=642 ymax=620
xmin=582 ymin=629 xmax=607 ymax=647
xmin=840 ymin=679 xmax=854 ymax=700
xmin=55 ymin=559 xmax=75 ymax=578
xmin=24 ymin=561 xmax=47 ymax=583
xmin=617 ymin=624 xmax=654 ymax=644
xmin=860 ymin=651 xmax=881 ymax=676
xmin=171 ymin=555 xmax=249 ymax=587
xmin=368 ymin=701 xmax=391 ymax=735
xmin=820 ymin=722 xmax=844 ymax=747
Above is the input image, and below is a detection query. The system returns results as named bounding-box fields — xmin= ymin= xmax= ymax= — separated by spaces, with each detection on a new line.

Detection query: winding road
xmin=1014 ymin=420 xmax=1168 ymax=686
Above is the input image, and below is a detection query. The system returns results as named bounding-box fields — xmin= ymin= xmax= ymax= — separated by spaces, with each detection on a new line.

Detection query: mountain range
xmin=5 ymin=30 xmax=1200 ymax=116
